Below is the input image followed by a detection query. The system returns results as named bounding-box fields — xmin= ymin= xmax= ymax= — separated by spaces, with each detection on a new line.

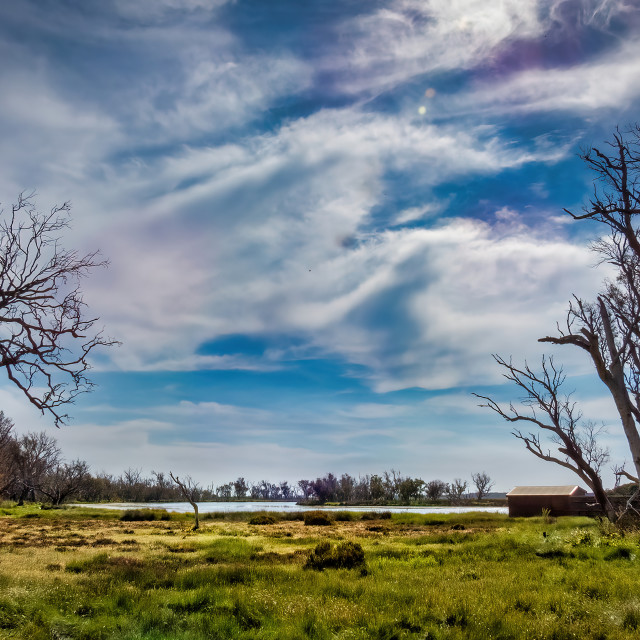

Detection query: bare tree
xmin=398 ymin=477 xmax=424 ymax=503
xmin=476 ymin=127 xmax=640 ymax=519
xmin=0 ymin=194 xmax=118 ymax=426
xmin=338 ymin=473 xmax=355 ymax=503
xmin=475 ymin=356 xmax=613 ymax=517
xmin=39 ymin=459 xmax=90 ymax=505
xmin=425 ymin=479 xmax=447 ymax=502
xmin=150 ymin=470 xmax=172 ymax=501
xmin=0 ymin=412 xmax=18 ymax=497
xmin=232 ymin=477 xmax=248 ymax=498
xmin=170 ymin=472 xmax=201 ymax=530
xmin=446 ymin=478 xmax=468 ymax=504
xmin=119 ymin=467 xmax=145 ymax=501
xmin=471 ymin=472 xmax=494 ymax=500
xmin=279 ymin=481 xmax=292 ymax=500
xmin=14 ymin=431 xmax=61 ymax=504
xmin=297 ymin=479 xmax=313 ymax=500
xmin=216 ymin=483 xmax=233 ymax=499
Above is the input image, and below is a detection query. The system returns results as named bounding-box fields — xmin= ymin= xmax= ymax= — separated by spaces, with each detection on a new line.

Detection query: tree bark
xmin=598 ymin=298 xmax=640 ymax=480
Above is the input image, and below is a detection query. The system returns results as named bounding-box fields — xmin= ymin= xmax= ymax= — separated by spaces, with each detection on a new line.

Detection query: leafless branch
xmin=0 ymin=194 xmax=119 ymax=425
xmin=474 ymin=355 xmax=613 ymax=517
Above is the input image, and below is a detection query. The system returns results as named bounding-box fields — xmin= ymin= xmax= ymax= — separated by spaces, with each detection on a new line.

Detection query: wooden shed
xmin=507 ymin=486 xmax=588 ymax=517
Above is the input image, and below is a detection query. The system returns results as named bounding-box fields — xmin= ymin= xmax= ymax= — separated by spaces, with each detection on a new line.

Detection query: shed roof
xmin=507 ymin=485 xmax=586 ymax=496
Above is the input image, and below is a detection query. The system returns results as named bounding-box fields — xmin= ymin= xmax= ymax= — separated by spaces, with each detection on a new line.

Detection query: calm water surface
xmin=76 ymin=501 xmax=507 ymax=515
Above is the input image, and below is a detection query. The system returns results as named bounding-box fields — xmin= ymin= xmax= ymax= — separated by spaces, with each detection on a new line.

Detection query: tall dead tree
xmin=479 ymin=127 xmax=640 ymax=516
xmin=0 ymin=193 xmax=118 ymax=426
xmin=538 ymin=126 xmax=640 ymax=483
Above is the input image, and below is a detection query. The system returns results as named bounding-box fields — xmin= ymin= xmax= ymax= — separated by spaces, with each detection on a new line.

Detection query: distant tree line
xmin=0 ymin=412 xmax=495 ymax=506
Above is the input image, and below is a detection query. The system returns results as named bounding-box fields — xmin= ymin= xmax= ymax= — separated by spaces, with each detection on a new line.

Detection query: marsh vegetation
xmin=0 ymin=505 xmax=639 ymax=638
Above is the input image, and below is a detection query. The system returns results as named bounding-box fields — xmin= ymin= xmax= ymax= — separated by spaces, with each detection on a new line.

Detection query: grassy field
xmin=0 ymin=505 xmax=639 ymax=639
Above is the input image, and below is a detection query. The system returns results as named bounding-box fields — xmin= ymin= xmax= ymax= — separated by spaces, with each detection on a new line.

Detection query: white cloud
xmin=447 ymin=38 xmax=640 ymax=116
xmin=60 ymin=104 xmax=600 ymax=391
xmin=0 ymin=50 xmax=121 ymax=197
xmin=548 ymin=0 xmax=637 ymax=30
xmin=108 ymin=353 xmax=281 ymax=374
xmin=159 ymin=400 xmax=273 ymax=423
xmin=50 ymin=417 xmax=354 ymax=485
xmin=113 ymin=0 xmax=231 ymax=20
xmin=423 ymin=393 xmax=486 ymax=415
xmin=393 ymin=202 xmax=448 ymax=225
xmin=330 ymin=0 xmax=544 ymax=96
xmin=132 ymin=53 xmax=312 ymax=144
xmin=0 ymin=0 xmax=632 ymax=396
xmin=338 ymin=403 xmax=409 ymax=419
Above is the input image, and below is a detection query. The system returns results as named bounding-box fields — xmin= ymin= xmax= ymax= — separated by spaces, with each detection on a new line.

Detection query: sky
xmin=1 ymin=0 xmax=640 ymax=492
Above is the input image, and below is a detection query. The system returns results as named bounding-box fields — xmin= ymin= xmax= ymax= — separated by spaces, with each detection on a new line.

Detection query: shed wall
xmin=508 ymin=495 xmax=574 ymax=517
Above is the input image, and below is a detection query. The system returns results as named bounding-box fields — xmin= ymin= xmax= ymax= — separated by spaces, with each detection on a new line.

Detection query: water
xmin=75 ymin=501 xmax=507 ymax=515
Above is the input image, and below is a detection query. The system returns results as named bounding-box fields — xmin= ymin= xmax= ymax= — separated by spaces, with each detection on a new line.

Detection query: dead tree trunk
xmin=170 ymin=472 xmax=200 ymax=530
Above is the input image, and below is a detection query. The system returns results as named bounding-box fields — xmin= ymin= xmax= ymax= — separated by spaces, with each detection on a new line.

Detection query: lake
xmin=75 ymin=501 xmax=507 ymax=515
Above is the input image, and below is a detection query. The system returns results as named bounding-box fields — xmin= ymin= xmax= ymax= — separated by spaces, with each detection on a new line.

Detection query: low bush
xmin=333 ymin=511 xmax=356 ymax=521
xmin=304 ymin=511 xmax=333 ymax=526
xmin=305 ymin=541 xmax=366 ymax=571
xmin=249 ymin=514 xmax=277 ymax=525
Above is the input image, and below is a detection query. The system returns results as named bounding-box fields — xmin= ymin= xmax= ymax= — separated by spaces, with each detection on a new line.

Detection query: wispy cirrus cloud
xmin=82 ymin=110 xmax=579 ymax=380
xmin=328 ymin=0 xmax=544 ymax=96
xmin=446 ymin=38 xmax=640 ymax=117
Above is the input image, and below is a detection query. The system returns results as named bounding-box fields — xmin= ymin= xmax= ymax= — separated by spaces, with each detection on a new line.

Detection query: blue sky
xmin=1 ymin=0 xmax=639 ymax=490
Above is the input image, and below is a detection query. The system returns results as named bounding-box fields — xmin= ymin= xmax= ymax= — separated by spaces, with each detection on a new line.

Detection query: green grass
xmin=0 ymin=506 xmax=639 ymax=638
